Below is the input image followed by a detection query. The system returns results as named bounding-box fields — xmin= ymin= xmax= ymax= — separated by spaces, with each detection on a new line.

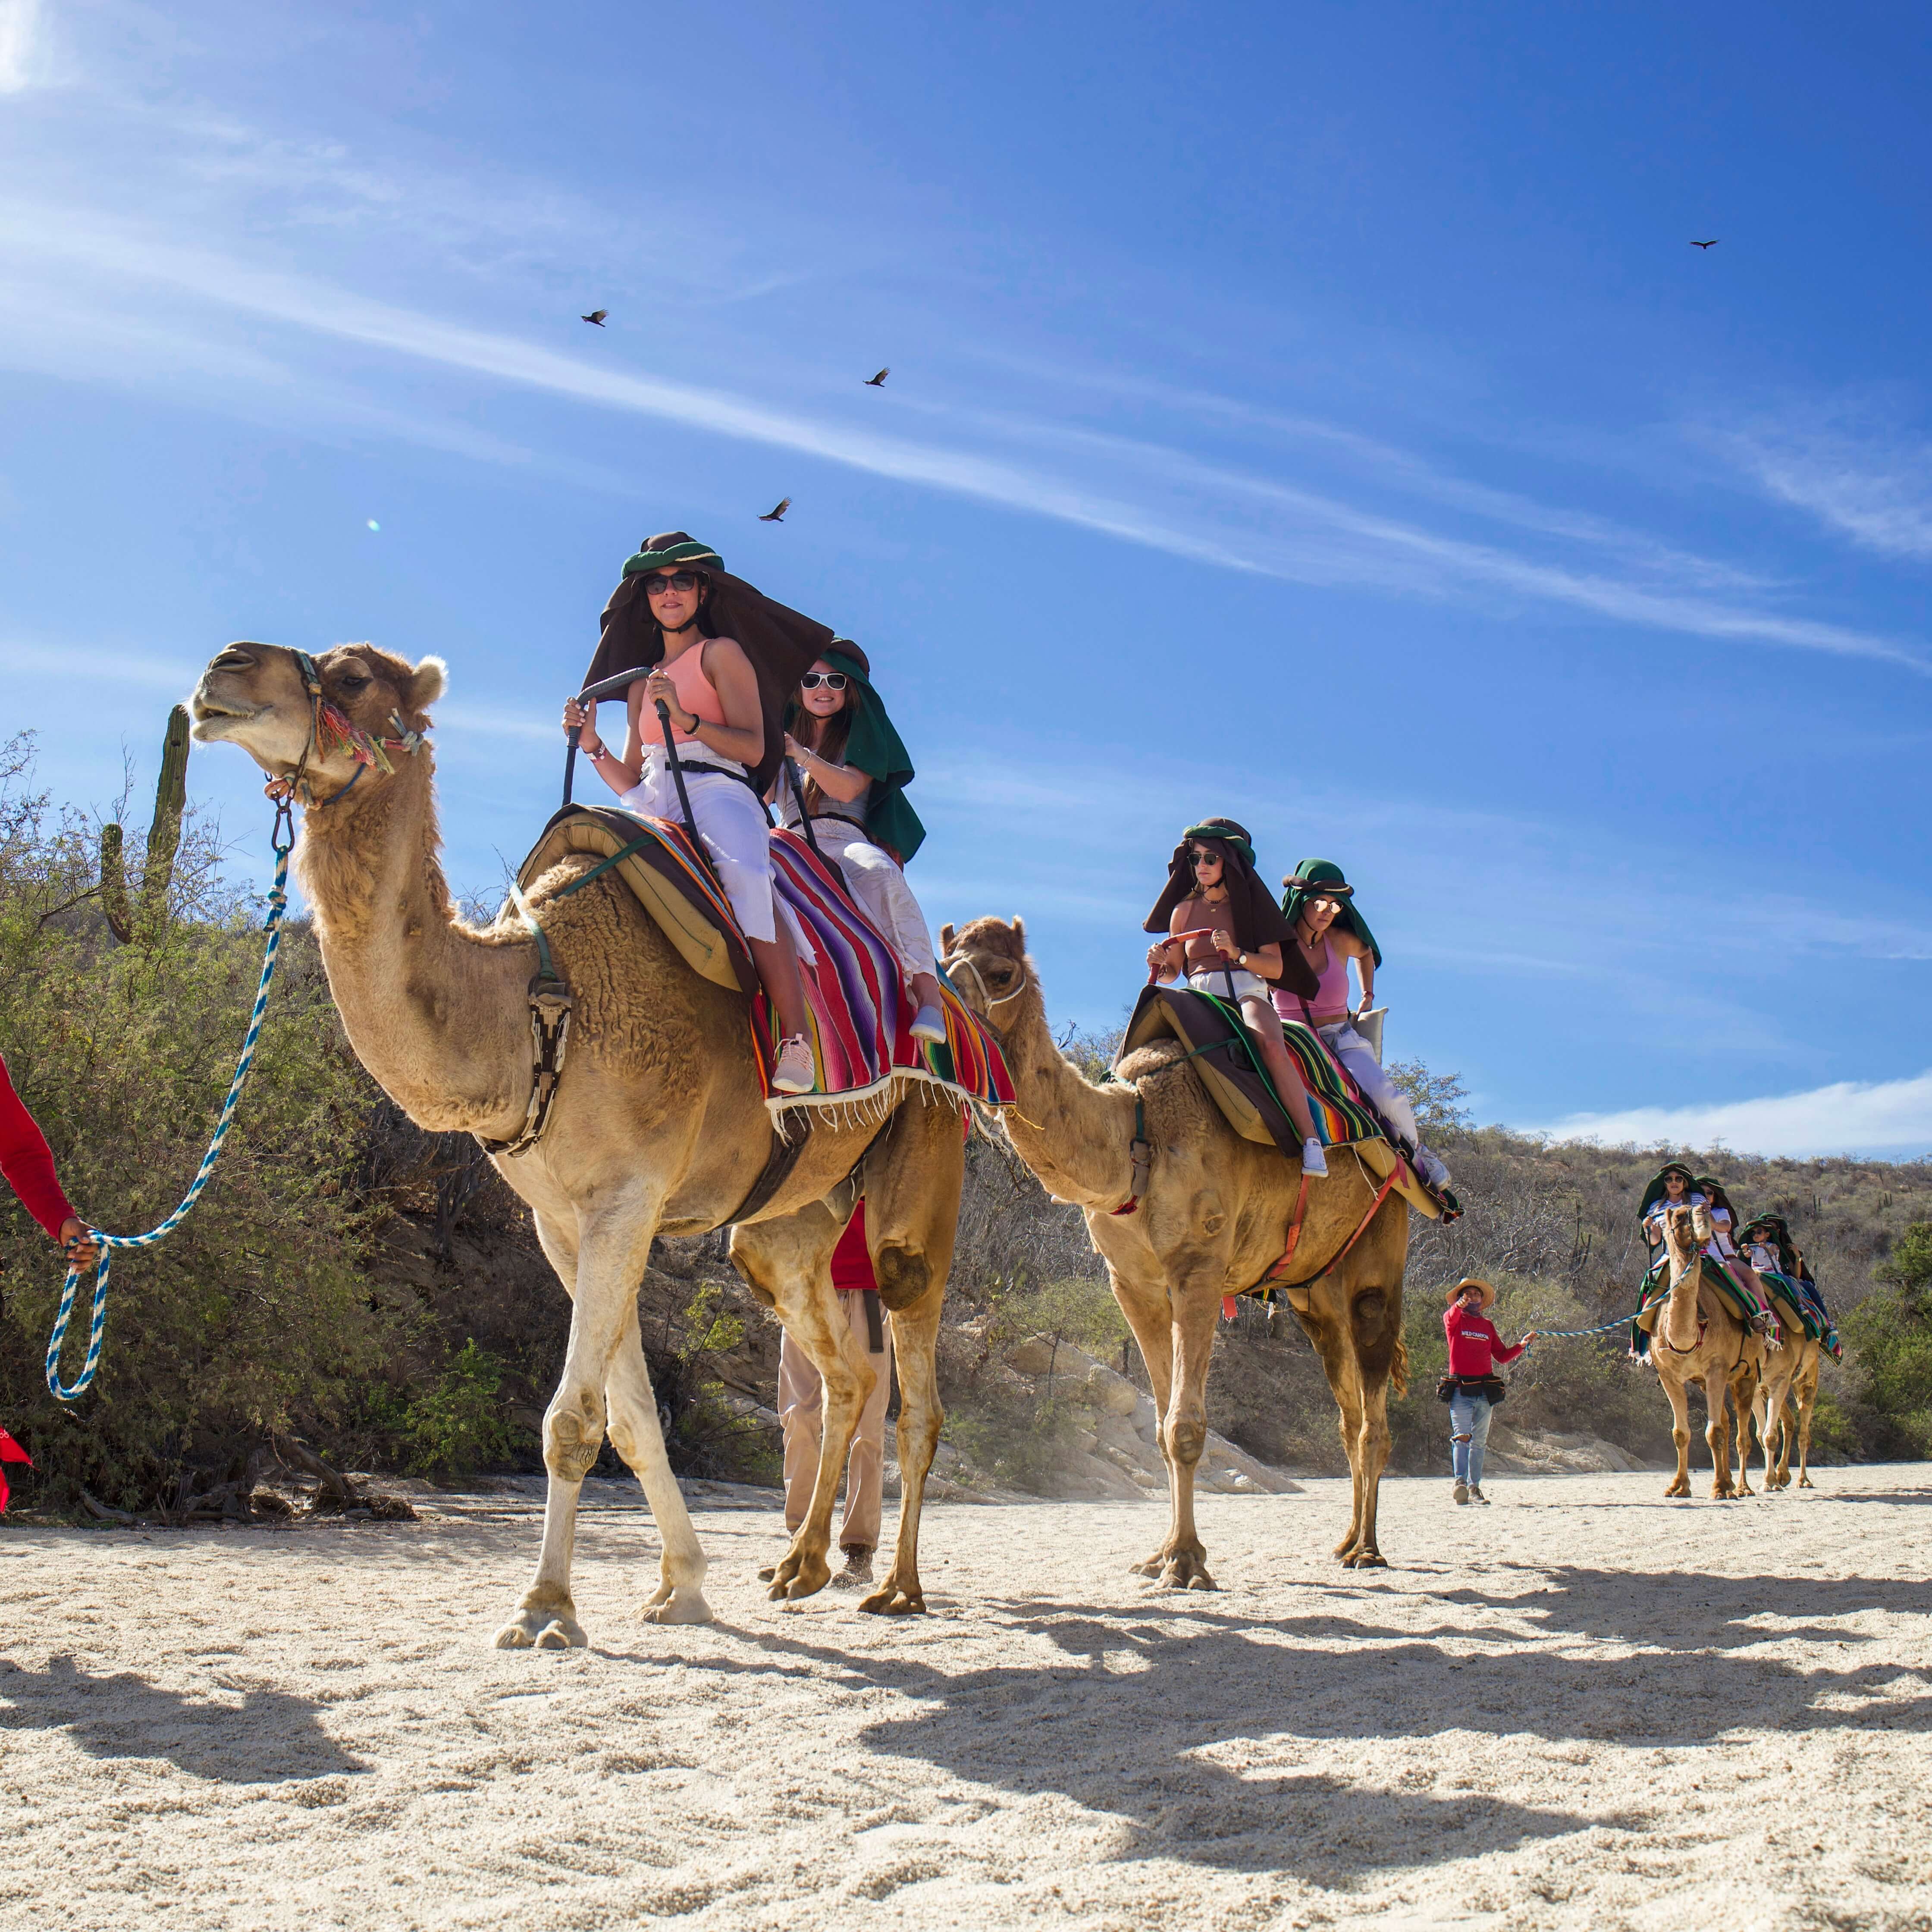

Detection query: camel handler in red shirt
xmin=1441 ymin=1279 xmax=1537 ymax=1507
xmin=773 ymin=1201 xmax=893 ymax=1589
xmin=2 ymin=1051 xmax=99 ymax=1514
xmin=1 ymin=1052 xmax=97 ymax=1268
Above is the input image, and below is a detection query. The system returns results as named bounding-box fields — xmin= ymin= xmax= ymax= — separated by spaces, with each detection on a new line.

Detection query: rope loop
xmin=44 ymin=836 xmax=294 ymax=1402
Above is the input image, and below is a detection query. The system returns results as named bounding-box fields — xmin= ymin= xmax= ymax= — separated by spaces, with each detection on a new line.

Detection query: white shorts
xmin=1189 ymin=966 xmax=1269 ymax=1004
xmin=620 ymin=753 xmax=778 ymax=944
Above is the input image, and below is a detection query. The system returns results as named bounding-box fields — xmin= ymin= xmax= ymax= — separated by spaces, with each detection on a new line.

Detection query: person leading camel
xmin=564 ymin=553 xmax=817 ymax=1094
xmin=1276 ymin=858 xmax=1452 ymax=1192
xmin=1443 ymin=1278 xmax=1537 ymax=1505
xmin=1145 ymin=820 xmax=1328 ymax=1176
xmin=775 ymin=644 xmax=948 ymax=1043
xmin=1 ymin=1051 xmax=97 ymax=1267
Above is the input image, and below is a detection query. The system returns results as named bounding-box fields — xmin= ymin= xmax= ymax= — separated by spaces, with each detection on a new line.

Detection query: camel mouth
xmin=188 ymin=694 xmax=272 ymax=741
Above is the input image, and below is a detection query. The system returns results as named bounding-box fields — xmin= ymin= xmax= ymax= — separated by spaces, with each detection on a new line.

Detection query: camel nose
xmin=208 ymin=644 xmax=258 ymax=672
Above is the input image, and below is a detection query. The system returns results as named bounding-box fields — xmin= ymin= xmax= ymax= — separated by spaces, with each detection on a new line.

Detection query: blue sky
xmin=3 ymin=0 xmax=1930 ymax=1155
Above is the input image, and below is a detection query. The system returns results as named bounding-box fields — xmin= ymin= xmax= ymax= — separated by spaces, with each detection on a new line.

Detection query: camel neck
xmin=1663 ymin=1238 xmax=1705 ymax=1350
xmin=997 ymin=988 xmax=1138 ymax=1210
xmin=295 ymin=753 xmax=530 ymax=1136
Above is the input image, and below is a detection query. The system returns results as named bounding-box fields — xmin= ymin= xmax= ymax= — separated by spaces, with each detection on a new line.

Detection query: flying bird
xmin=864 ymin=367 xmax=890 ymax=386
xmin=759 ymin=497 xmax=792 ymax=523
xmin=1689 ymin=240 xmax=1719 ymax=250
xmin=581 ymin=308 xmax=608 ymax=325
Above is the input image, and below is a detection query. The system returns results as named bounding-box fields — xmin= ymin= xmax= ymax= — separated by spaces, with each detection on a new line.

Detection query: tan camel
xmin=1648 ymin=1204 xmax=1770 ymax=1499
xmin=190 ymin=642 xmax=963 ymax=1641
xmin=940 ymin=916 xmax=1409 ymax=1576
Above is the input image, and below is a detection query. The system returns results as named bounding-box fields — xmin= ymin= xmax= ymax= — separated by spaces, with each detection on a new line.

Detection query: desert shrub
xmin=1830 ymin=1221 xmax=1932 ymax=1458
xmin=387 ymin=1339 xmax=525 ymax=1477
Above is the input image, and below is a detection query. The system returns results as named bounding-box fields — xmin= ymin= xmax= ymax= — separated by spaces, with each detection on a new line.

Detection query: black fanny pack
xmin=1436 ymin=1374 xmax=1507 ymax=1406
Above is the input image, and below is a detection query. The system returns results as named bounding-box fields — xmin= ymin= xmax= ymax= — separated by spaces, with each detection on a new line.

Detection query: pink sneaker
xmin=772 ymin=1034 xmax=816 ymax=1095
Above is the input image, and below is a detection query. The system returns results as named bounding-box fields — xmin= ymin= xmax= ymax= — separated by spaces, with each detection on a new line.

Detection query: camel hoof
xmin=1799 ymin=1476 xmax=1815 ymax=1489
xmin=641 ymin=1590 xmax=713 ymax=1627
xmin=756 ymin=1564 xmax=778 ymax=1582
xmin=858 ymin=1582 xmax=926 ymax=1616
xmin=1129 ymin=1558 xmax=1164 ymax=1579
xmin=1185 ymin=1574 xmax=1215 ymax=1592
xmin=534 ymin=1615 xmax=587 ymax=1650
xmin=1157 ymin=1552 xmax=1214 ymax=1591
xmin=1664 ymin=1482 xmax=1690 ymax=1498
xmin=494 ymin=1606 xmax=576 ymax=1650
xmin=1344 ymin=1549 xmax=1388 ymax=1570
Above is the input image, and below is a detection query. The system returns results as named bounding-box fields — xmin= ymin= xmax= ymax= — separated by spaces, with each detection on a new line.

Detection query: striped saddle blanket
xmin=515 ymin=806 xmax=1013 ymax=1117
xmin=1119 ymin=985 xmax=1456 ymax=1222
xmin=1764 ymin=1272 xmax=1843 ymax=1362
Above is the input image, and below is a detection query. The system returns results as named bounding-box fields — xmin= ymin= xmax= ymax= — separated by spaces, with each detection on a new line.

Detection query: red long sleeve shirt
xmin=1444 ymin=1301 xmax=1524 ymax=1378
xmin=0 ymin=1052 xmax=77 ymax=1241
xmin=830 ymin=1201 xmax=875 ymax=1293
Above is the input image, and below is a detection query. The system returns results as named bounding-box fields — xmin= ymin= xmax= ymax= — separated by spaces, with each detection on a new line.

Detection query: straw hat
xmin=1446 ymin=1277 xmax=1496 ymax=1311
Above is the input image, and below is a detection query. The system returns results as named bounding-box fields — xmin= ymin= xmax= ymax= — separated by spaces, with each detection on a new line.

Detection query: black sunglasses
xmin=641 ymin=570 xmax=705 ymax=596
xmin=800 ymin=671 xmax=850 ymax=691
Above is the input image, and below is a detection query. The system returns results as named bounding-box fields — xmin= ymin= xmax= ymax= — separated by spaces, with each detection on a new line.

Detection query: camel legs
xmin=1659 ymin=1372 xmax=1695 ymax=1496
xmin=864 ymin=1287 xmax=943 ymax=1615
xmin=854 ymin=1094 xmax=962 ymax=1617
xmin=734 ymin=1206 xmax=868 ymax=1604
xmin=1728 ymin=1360 xmax=1760 ymax=1497
xmin=1793 ymin=1367 xmax=1819 ymax=1487
xmin=605 ymin=1308 xmax=712 ymax=1624
xmin=1113 ymin=1267 xmax=1215 ymax=1589
xmin=1703 ymin=1369 xmax=1738 ymax=1499
xmin=497 ymin=1195 xmax=693 ymax=1649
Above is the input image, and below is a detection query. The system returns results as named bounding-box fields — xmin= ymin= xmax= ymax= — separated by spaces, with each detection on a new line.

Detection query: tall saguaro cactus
xmin=100 ymin=704 xmax=191 ymax=945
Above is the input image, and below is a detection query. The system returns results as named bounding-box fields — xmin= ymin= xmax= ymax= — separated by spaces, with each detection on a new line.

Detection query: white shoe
xmin=1302 ymin=1138 xmax=1329 ymax=1178
xmin=910 ymin=1004 xmax=947 ymax=1043
xmin=1415 ymin=1146 xmax=1452 ymax=1190
xmin=771 ymin=1034 xmax=816 ymax=1095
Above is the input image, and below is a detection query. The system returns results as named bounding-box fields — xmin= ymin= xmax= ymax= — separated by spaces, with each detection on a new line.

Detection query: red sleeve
xmin=1491 ymin=1334 xmax=1526 ymax=1365
xmin=830 ymin=1200 xmax=875 ymax=1293
xmin=0 ymin=1055 xmax=77 ymax=1242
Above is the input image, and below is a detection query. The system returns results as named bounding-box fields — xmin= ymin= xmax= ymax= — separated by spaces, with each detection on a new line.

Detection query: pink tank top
xmin=1273 ymin=938 xmax=1349 ymax=1023
xmin=646 ymin=641 xmax=731 ymax=749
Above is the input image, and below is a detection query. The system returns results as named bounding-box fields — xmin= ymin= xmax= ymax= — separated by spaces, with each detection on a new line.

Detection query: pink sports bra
xmin=1273 ymin=937 xmax=1350 ymax=1023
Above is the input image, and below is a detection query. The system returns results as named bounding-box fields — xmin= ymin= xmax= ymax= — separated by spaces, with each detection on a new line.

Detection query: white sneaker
xmin=771 ymin=1034 xmax=816 ymax=1095
xmin=910 ymin=1004 xmax=947 ymax=1043
xmin=1302 ymin=1138 xmax=1329 ymax=1178
xmin=1415 ymin=1146 xmax=1452 ymax=1191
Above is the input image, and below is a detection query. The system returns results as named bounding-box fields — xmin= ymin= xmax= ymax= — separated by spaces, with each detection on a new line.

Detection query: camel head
xmin=938 ymin=915 xmax=1034 ymax=1034
xmin=1661 ymin=1201 xmax=1712 ymax=1273
xmin=189 ymin=641 xmax=446 ymax=797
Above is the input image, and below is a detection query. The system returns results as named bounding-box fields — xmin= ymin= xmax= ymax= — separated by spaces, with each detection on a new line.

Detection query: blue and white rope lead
xmin=1520 ymin=1308 xmax=1647 ymax=1346
xmin=44 ymin=835 xmax=293 ymax=1402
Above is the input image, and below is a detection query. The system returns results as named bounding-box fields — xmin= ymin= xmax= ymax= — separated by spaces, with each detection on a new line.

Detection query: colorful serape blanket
xmin=1765 ymin=1272 xmax=1843 ymax=1362
xmin=518 ymin=806 xmax=1012 ymax=1119
xmin=1632 ymin=1251 xmax=1778 ymax=1356
xmin=762 ymin=829 xmax=1013 ymax=1117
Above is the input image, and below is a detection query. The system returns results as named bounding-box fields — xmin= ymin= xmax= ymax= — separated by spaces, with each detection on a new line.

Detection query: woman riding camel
xmin=1741 ymin=1212 xmax=1841 ymax=1358
xmin=1145 ymin=819 xmax=1329 ymax=1178
xmin=774 ymin=642 xmax=948 ymax=1044
xmin=1695 ymin=1174 xmax=1770 ymax=1298
xmin=564 ymin=533 xmax=819 ymax=1095
xmin=1276 ymin=859 xmax=1452 ymax=1193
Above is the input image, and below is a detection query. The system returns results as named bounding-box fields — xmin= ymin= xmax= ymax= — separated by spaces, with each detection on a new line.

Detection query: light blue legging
xmin=1449 ymin=1389 xmax=1494 ymax=1488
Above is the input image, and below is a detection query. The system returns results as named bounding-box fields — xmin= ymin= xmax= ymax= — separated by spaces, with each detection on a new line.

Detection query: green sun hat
xmin=1280 ymin=859 xmax=1383 ymax=967
xmin=1637 ymin=1163 xmax=1700 ymax=1223
xmin=620 ymin=534 xmax=725 ymax=578
xmin=798 ymin=641 xmax=927 ymax=865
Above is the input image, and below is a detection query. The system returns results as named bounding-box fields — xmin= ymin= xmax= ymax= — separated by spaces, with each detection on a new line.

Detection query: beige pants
xmin=778 ymin=1291 xmax=893 ymax=1553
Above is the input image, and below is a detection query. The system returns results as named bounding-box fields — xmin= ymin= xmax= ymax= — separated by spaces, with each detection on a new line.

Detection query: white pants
xmin=620 ymin=754 xmax=778 ymax=944
xmin=1318 ymin=1020 xmax=1421 ymax=1148
xmin=803 ymin=820 xmax=937 ymax=981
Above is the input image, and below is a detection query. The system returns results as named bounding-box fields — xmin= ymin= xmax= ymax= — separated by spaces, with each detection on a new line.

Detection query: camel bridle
xmin=272 ymin=649 xmax=427 ymax=811
xmin=941 ymin=948 xmax=1030 ymax=1022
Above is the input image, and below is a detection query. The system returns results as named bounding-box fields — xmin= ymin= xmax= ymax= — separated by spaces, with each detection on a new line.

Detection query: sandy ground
xmin=2 ymin=1467 xmax=1929 ymax=1932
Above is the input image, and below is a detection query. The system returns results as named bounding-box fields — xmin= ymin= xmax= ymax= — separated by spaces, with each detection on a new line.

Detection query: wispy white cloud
xmin=0 ymin=637 xmax=198 ymax=692
xmin=5 ymin=194 xmax=1924 ymax=679
xmin=1716 ymin=418 xmax=1932 ymax=563
xmin=1531 ymin=1070 xmax=1932 ymax=1159
xmin=0 ymin=0 xmax=46 ymax=94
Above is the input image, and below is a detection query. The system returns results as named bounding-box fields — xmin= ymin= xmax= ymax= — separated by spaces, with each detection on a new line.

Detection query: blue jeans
xmin=1449 ymin=1389 xmax=1493 ymax=1488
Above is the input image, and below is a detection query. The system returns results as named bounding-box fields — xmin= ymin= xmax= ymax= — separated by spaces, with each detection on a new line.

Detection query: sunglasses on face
xmin=800 ymin=671 xmax=850 ymax=691
xmin=641 ymin=571 xmax=704 ymax=597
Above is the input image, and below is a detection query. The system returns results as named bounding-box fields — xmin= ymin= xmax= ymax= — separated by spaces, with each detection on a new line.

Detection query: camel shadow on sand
xmin=633 ymin=1571 xmax=1931 ymax=1879
xmin=0 ymin=1652 xmax=367 ymax=1784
